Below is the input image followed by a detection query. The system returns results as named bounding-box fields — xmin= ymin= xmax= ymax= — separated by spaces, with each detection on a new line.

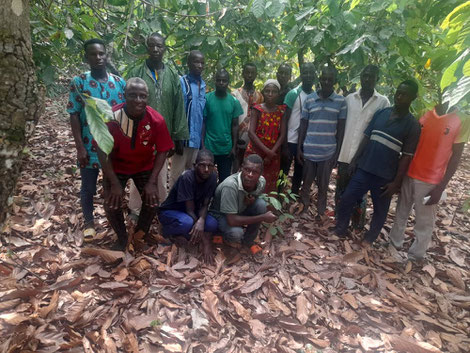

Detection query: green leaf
xmin=338 ymin=35 xmax=371 ymax=55
xmin=349 ymin=0 xmax=361 ymax=11
xmin=251 ymin=0 xmax=265 ymax=19
xmin=268 ymin=197 xmax=282 ymax=211
xmin=311 ymin=31 xmax=324 ymax=47
xmin=266 ymin=0 xmax=285 ymax=18
xmin=41 ymin=66 xmax=56 ymax=85
xmin=83 ymin=97 xmax=115 ymax=155
xmin=295 ymin=7 xmax=315 ymax=22
xmin=287 ymin=24 xmax=299 ymax=42
xmin=441 ymin=1 xmax=470 ymax=29
xmin=463 ymin=58 xmax=470 ymax=76
xmin=269 ymin=226 xmax=278 ymax=236
xmin=370 ymin=1 xmax=390 ymax=13
xmin=442 ymin=76 xmax=470 ymax=107
xmin=440 ymin=60 xmax=460 ymax=90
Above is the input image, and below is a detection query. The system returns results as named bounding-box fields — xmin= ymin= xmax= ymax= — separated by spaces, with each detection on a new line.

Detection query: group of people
xmin=68 ymin=34 xmax=469 ymax=264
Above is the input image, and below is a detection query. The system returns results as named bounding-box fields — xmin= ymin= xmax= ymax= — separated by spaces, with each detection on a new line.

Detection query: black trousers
xmin=103 ymin=170 xmax=158 ymax=246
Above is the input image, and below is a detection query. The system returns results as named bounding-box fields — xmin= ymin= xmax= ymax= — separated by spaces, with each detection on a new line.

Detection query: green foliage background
xmin=31 ymin=0 xmax=469 ymax=113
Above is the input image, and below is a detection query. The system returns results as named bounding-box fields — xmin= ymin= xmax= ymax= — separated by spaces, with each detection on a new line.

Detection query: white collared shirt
xmin=338 ymin=89 xmax=390 ymax=164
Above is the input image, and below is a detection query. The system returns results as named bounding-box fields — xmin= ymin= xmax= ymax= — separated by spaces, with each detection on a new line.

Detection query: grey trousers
xmin=129 ymin=158 xmax=168 ymax=215
xmin=299 ymin=158 xmax=334 ymax=215
xmin=217 ymin=198 xmax=267 ymax=246
xmin=169 ymin=147 xmax=198 ymax=188
xmin=389 ymin=176 xmax=438 ymax=261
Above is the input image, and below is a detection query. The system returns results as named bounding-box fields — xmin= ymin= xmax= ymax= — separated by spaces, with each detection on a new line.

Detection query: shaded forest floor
xmin=0 ymin=96 xmax=470 ymax=353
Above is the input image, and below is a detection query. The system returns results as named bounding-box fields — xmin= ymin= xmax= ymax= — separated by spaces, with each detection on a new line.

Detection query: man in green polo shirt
xmin=202 ymin=69 xmax=244 ymax=182
xmin=210 ymin=154 xmax=276 ymax=255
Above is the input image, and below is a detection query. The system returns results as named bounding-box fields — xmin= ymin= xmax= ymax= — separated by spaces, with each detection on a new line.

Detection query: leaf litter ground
xmin=0 ymin=96 xmax=469 ymax=353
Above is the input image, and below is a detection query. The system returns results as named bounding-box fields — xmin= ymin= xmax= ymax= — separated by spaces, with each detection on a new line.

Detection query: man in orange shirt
xmin=389 ymin=104 xmax=470 ymax=262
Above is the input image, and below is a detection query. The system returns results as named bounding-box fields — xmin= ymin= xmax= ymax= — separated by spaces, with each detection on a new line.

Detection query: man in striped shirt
xmin=297 ymin=65 xmax=347 ymax=220
xmin=333 ymin=80 xmax=421 ymax=246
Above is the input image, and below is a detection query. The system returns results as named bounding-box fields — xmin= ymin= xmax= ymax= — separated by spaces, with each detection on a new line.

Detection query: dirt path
xmin=0 ymin=97 xmax=469 ymax=352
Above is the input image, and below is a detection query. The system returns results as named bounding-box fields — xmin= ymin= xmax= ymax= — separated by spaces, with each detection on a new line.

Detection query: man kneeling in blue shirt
xmin=159 ymin=149 xmax=218 ymax=264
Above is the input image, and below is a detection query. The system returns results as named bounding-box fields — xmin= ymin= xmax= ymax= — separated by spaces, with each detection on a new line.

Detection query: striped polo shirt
xmin=358 ymin=107 xmax=421 ymax=180
xmin=301 ymin=91 xmax=347 ymax=162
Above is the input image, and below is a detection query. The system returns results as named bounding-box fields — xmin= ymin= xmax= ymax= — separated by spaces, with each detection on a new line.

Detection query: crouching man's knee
xmin=223 ymin=226 xmax=245 ymax=243
xmin=251 ymin=198 xmax=267 ymax=215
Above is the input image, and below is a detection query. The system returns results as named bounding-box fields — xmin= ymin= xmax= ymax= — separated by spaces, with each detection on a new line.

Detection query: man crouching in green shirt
xmin=210 ymin=154 xmax=277 ymax=255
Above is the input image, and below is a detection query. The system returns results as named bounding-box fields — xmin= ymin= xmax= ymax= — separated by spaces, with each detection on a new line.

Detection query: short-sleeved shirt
xmin=203 ymin=92 xmax=244 ymax=155
xmin=284 ymin=86 xmax=309 ymax=144
xmin=160 ymin=169 xmax=217 ymax=212
xmin=66 ymin=72 xmax=126 ymax=169
xmin=301 ymin=91 xmax=347 ymax=162
xmin=210 ymin=172 xmax=266 ymax=219
xmin=408 ymin=108 xmax=469 ymax=184
xmin=338 ymin=89 xmax=390 ymax=164
xmin=359 ymin=107 xmax=421 ymax=181
xmin=107 ymin=103 xmax=174 ymax=175
xmin=180 ymin=74 xmax=206 ymax=149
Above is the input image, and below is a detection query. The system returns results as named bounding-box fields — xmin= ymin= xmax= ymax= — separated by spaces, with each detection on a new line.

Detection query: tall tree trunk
xmin=0 ymin=0 xmax=44 ymax=225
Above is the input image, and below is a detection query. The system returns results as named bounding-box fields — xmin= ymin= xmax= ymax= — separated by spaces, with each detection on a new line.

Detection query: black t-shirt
xmin=160 ymin=169 xmax=217 ymax=212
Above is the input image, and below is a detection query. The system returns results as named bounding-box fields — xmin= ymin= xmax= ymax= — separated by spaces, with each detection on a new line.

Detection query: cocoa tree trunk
xmin=0 ymin=0 xmax=44 ymax=225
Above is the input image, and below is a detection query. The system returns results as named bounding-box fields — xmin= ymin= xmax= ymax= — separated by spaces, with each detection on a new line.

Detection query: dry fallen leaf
xmin=342 ymin=292 xmax=359 ymax=309
xmin=202 ymin=290 xmax=225 ymax=327
xmin=296 ymin=293 xmax=309 ymax=325
xmin=39 ymin=290 xmax=59 ymax=318
xmin=249 ymin=319 xmax=266 ymax=338
xmin=240 ymin=273 xmax=265 ymax=294
xmin=81 ymin=247 xmax=125 ymax=263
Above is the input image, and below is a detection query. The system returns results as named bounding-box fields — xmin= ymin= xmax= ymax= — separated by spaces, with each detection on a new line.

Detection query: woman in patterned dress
xmin=245 ymin=79 xmax=287 ymax=193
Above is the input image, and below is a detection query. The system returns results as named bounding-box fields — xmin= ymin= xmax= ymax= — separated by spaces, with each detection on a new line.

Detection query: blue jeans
xmin=217 ymin=198 xmax=267 ymax=246
xmin=80 ymin=167 xmax=99 ymax=226
xmin=336 ymin=168 xmax=392 ymax=243
xmin=214 ymin=154 xmax=232 ymax=183
xmin=159 ymin=210 xmax=218 ymax=240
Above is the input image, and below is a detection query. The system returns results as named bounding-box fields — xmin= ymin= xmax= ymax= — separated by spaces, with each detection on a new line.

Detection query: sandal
xmin=250 ymin=244 xmax=263 ymax=255
xmin=83 ymin=227 xmax=96 ymax=242
xmin=212 ymin=235 xmax=223 ymax=244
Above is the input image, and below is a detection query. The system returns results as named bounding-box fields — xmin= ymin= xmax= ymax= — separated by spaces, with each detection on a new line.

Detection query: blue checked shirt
xmin=301 ymin=91 xmax=347 ymax=162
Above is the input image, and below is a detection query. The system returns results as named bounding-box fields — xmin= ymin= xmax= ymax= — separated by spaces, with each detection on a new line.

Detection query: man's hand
xmin=229 ymin=146 xmax=237 ymax=160
xmin=174 ymin=140 xmax=184 ymax=156
xmin=262 ymin=211 xmax=277 ymax=223
xmin=380 ymin=181 xmax=400 ymax=198
xmin=143 ymin=181 xmax=159 ymax=207
xmin=106 ymin=182 xmax=123 ymax=210
xmin=189 ymin=218 xmax=205 ymax=245
xmin=167 ymin=148 xmax=175 ymax=158
xmin=425 ymin=185 xmax=445 ymax=205
xmin=296 ymin=149 xmax=304 ymax=166
xmin=347 ymin=160 xmax=357 ymax=177
xmin=77 ymin=146 xmax=89 ymax=168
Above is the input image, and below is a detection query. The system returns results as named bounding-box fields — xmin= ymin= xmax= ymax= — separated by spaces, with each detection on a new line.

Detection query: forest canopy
xmin=31 ymin=0 xmax=470 ymax=113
